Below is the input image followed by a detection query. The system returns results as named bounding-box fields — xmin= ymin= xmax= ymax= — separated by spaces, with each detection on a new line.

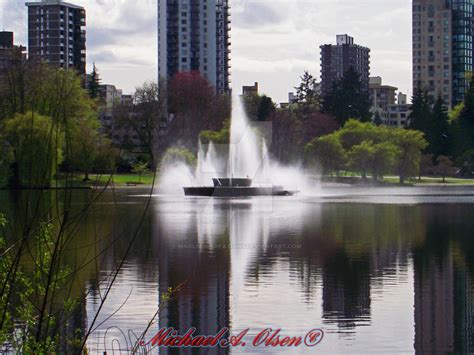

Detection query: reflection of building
xmin=25 ymin=0 xmax=86 ymax=75
xmin=453 ymin=267 xmax=474 ymax=353
xmin=158 ymin=0 xmax=231 ymax=93
xmin=414 ymin=247 xmax=454 ymax=353
xmin=157 ymin=211 xmax=230 ymax=354
xmin=322 ymin=250 xmax=371 ymax=329
xmin=413 ymin=0 xmax=473 ymax=107
xmin=320 ymin=34 xmax=370 ymax=95
xmin=0 ymin=31 xmax=26 ymax=74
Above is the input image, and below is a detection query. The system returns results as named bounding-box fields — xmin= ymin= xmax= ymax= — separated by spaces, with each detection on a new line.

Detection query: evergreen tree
xmin=453 ymin=76 xmax=474 ymax=156
xmin=430 ymin=95 xmax=451 ymax=157
xmin=88 ymin=63 xmax=101 ymax=99
xmin=323 ymin=67 xmax=372 ymax=125
xmin=408 ymin=86 xmax=432 ymax=133
xmin=294 ymin=71 xmax=321 ymax=115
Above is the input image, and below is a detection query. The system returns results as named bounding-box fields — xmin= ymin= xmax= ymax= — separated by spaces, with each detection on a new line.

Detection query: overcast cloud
xmin=0 ymin=0 xmax=412 ymax=103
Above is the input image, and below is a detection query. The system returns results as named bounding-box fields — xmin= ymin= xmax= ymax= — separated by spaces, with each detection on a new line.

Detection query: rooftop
xmin=25 ymin=0 xmax=84 ymax=10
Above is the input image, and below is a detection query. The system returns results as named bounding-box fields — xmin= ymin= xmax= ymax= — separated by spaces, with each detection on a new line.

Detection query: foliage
xmin=452 ymin=76 xmax=474 ymax=157
xmin=305 ymin=134 xmax=346 ymax=175
xmin=348 ymin=140 xmax=374 ymax=179
xmin=131 ymin=161 xmax=151 ymax=184
xmin=161 ymin=147 xmax=197 ymax=168
xmin=88 ymin=63 xmax=101 ymax=99
xmin=294 ymin=71 xmax=321 ymax=114
xmin=304 ymin=119 xmax=428 ymax=183
xmin=434 ymin=155 xmax=457 ymax=182
xmin=243 ymin=94 xmax=275 ymax=122
xmin=455 ymin=149 xmax=474 ymax=177
xmin=391 ymin=128 xmax=428 ymax=184
xmin=4 ymin=112 xmax=63 ymax=188
xmin=323 ymin=67 xmax=372 ymax=125
xmin=0 ymin=216 xmax=82 ymax=353
xmin=199 ymin=120 xmax=230 ymax=145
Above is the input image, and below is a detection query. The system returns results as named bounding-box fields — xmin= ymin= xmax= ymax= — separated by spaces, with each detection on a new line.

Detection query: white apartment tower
xmin=158 ymin=0 xmax=231 ymax=93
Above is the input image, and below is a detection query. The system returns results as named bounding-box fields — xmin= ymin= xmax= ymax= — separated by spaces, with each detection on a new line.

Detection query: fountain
xmin=183 ymin=95 xmax=299 ymax=197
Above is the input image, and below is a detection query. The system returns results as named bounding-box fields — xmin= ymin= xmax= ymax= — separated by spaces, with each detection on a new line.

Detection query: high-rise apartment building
xmin=25 ymin=0 xmax=86 ymax=75
xmin=413 ymin=0 xmax=473 ymax=107
xmin=320 ymin=34 xmax=371 ymax=95
xmin=158 ymin=0 xmax=231 ymax=93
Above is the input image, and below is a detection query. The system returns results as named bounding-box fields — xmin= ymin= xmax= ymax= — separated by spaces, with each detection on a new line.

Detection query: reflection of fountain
xmin=184 ymin=95 xmax=314 ymax=196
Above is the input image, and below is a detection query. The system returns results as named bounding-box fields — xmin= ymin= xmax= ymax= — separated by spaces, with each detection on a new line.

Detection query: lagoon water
xmin=1 ymin=186 xmax=474 ymax=353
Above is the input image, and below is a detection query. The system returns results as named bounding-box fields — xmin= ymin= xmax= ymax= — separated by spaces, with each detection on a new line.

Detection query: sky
xmin=0 ymin=0 xmax=412 ymax=103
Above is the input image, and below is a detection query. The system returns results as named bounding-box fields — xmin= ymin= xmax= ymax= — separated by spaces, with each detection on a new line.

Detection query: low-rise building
xmin=383 ymin=93 xmax=411 ymax=128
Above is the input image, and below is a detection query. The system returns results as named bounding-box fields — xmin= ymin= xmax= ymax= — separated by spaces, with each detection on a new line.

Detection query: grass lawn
xmin=56 ymin=173 xmax=156 ymax=187
xmin=383 ymin=176 xmax=474 ymax=185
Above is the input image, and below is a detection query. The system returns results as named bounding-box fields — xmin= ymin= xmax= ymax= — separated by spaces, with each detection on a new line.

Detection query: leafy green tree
xmin=337 ymin=119 xmax=379 ymax=150
xmin=88 ymin=63 xmax=101 ymax=99
xmin=161 ymin=147 xmax=197 ymax=168
xmin=391 ymin=128 xmax=428 ymax=184
xmin=4 ymin=112 xmax=62 ymax=188
xmin=304 ymin=134 xmax=346 ymax=175
xmin=131 ymin=161 xmax=151 ymax=184
xmin=323 ymin=67 xmax=372 ymax=124
xmin=348 ymin=140 xmax=374 ymax=179
xmin=371 ymin=142 xmax=398 ymax=181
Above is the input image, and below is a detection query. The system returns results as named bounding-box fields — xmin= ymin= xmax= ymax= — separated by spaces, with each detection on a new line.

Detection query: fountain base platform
xmin=184 ymin=178 xmax=297 ymax=197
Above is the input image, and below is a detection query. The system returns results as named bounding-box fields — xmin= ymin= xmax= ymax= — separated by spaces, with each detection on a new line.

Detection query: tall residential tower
xmin=412 ymin=0 xmax=473 ymax=107
xmin=158 ymin=0 xmax=231 ymax=93
xmin=25 ymin=0 xmax=86 ymax=75
xmin=320 ymin=34 xmax=371 ymax=95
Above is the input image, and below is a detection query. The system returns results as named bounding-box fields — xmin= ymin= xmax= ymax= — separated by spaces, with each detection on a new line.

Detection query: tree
xmin=88 ymin=63 xmax=101 ymax=99
xmin=434 ymin=155 xmax=456 ymax=182
xmin=456 ymin=149 xmax=474 ymax=177
xmin=408 ymin=86 xmax=432 ymax=132
xmin=4 ymin=112 xmax=62 ymax=188
xmin=120 ymin=80 xmax=167 ymax=171
xmin=348 ymin=140 xmax=374 ymax=180
xmin=371 ymin=142 xmax=398 ymax=181
xmin=131 ymin=161 xmax=151 ymax=184
xmin=270 ymin=109 xmax=302 ymax=164
xmin=392 ymin=129 xmax=428 ymax=184
xmin=300 ymin=111 xmax=339 ymax=145
xmin=453 ymin=76 xmax=474 ymax=157
xmin=243 ymin=94 xmax=275 ymax=121
xmin=323 ymin=67 xmax=372 ymax=125
xmin=304 ymin=134 xmax=346 ymax=176
xmin=294 ymin=71 xmax=321 ymax=114
xmin=430 ymin=95 xmax=451 ymax=157
xmin=161 ymin=147 xmax=197 ymax=168
xmin=67 ymin=117 xmax=100 ymax=181
xmin=419 ymin=154 xmax=435 ymax=180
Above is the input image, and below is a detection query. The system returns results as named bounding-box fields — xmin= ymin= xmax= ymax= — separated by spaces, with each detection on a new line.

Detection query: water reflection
xmin=1 ymin=189 xmax=474 ymax=353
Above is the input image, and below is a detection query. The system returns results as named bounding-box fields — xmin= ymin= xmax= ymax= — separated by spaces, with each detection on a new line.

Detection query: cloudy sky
xmin=1 ymin=0 xmax=412 ymax=103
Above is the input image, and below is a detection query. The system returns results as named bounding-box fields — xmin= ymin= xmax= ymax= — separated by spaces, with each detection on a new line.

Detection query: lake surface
xmin=1 ymin=186 xmax=474 ymax=354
